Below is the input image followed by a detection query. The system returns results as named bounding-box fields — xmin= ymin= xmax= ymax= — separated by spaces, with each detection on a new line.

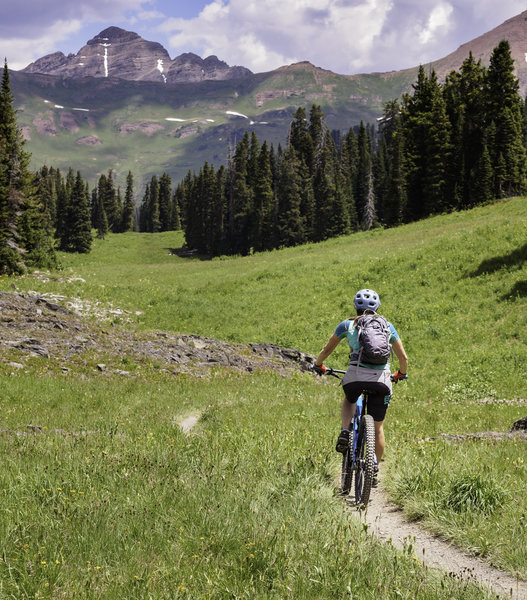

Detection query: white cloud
xmin=0 ymin=0 xmax=147 ymax=70
xmin=2 ymin=20 xmax=83 ymax=70
xmin=418 ymin=2 xmax=454 ymax=45
xmin=3 ymin=0 xmax=527 ymax=76
xmin=159 ymin=0 xmax=394 ymax=73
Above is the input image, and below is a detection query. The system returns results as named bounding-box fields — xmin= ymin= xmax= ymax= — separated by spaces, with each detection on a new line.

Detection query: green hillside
xmin=0 ymin=198 xmax=525 ymax=598
xmin=10 ymin=65 xmax=417 ymax=190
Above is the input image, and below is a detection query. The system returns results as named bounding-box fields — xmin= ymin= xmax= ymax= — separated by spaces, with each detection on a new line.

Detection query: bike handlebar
xmin=310 ymin=364 xmax=407 ymax=382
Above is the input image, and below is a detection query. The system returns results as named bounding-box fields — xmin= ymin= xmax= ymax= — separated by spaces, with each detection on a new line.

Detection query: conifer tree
xmin=251 ymin=140 xmax=275 ymax=252
xmin=95 ymin=192 xmax=108 ymax=239
xmin=485 ymin=40 xmax=527 ymax=196
xmin=60 ymin=171 xmax=92 ymax=253
xmin=0 ymin=60 xmax=57 ymax=272
xmin=355 ymin=121 xmax=375 ymax=227
xmin=379 ymin=100 xmax=406 ymax=226
xmin=121 ymin=170 xmax=135 ymax=232
xmin=170 ymin=186 xmax=182 ymax=231
xmin=149 ymin=176 xmax=161 ymax=233
xmin=229 ymin=132 xmax=253 ymax=255
xmin=276 ymin=146 xmax=305 ymax=247
xmin=158 ymin=172 xmax=171 ymax=231
xmin=402 ymin=67 xmax=451 ymax=221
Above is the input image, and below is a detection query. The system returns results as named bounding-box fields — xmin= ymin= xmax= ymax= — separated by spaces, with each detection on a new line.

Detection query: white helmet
xmin=353 ymin=288 xmax=380 ymax=311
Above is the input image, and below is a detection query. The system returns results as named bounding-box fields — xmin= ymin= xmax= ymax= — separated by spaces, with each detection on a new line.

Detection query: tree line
xmin=2 ymin=40 xmax=526 ymax=272
xmin=0 ymin=59 xmax=139 ymax=274
xmin=140 ymin=39 xmax=526 ymax=256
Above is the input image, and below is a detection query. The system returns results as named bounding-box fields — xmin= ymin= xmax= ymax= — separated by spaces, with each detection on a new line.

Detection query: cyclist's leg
xmin=374 ymin=420 xmax=385 ymax=462
xmin=336 ymin=384 xmax=361 ymax=453
xmin=361 ymin=383 xmax=391 ymax=461
xmin=341 ymin=396 xmax=356 ymax=429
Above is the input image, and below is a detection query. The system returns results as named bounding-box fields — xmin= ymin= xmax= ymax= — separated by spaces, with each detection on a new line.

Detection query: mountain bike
xmin=313 ymin=366 xmax=406 ymax=507
xmin=313 ymin=367 xmax=375 ymax=506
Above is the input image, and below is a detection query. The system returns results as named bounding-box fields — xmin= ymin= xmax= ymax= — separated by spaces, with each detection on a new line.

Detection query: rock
xmin=511 ymin=416 xmax=527 ymax=431
xmin=8 ymin=362 xmax=24 ymax=369
xmin=0 ymin=291 xmax=315 ymax=377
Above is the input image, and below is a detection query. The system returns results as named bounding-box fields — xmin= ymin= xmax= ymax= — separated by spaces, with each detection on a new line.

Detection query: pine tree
xmin=276 ymin=146 xmax=305 ymax=247
xmin=471 ymin=143 xmax=493 ymax=205
xmin=402 ymin=67 xmax=451 ymax=221
xmin=289 ymin=107 xmax=314 ymax=172
xmin=355 ymin=122 xmax=375 ymax=227
xmin=0 ymin=61 xmax=29 ymax=273
xmin=158 ymin=173 xmax=171 ymax=231
xmin=103 ymin=170 xmax=120 ymax=232
xmin=61 ymin=171 xmax=92 ymax=253
xmin=229 ymin=132 xmax=253 ymax=255
xmin=95 ymin=192 xmax=108 ymax=239
xmin=251 ymin=140 xmax=275 ymax=252
xmin=485 ymin=40 xmax=527 ymax=196
xmin=121 ymin=171 xmax=135 ymax=232
xmin=149 ymin=176 xmax=161 ymax=233
xmin=379 ymin=100 xmax=406 ymax=226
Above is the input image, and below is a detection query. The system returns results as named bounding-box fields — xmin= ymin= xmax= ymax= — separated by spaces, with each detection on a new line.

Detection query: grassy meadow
xmin=0 ymin=196 xmax=526 ymax=598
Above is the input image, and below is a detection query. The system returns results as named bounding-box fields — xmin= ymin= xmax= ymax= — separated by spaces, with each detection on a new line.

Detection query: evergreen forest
xmin=1 ymin=40 xmax=527 ymax=271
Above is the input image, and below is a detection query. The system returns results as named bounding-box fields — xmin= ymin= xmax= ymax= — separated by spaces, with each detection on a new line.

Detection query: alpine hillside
xmin=9 ymin=11 xmax=527 ymax=189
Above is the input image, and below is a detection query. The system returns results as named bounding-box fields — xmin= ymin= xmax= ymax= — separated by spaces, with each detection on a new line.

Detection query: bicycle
xmin=312 ymin=366 xmax=406 ymax=507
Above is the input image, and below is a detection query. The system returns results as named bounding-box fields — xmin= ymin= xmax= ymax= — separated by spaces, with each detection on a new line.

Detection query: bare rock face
xmin=22 ymin=26 xmax=252 ymax=84
xmin=166 ymin=53 xmax=251 ymax=83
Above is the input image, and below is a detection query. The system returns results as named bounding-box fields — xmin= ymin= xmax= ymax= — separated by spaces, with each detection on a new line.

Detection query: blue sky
xmin=1 ymin=0 xmax=526 ymax=75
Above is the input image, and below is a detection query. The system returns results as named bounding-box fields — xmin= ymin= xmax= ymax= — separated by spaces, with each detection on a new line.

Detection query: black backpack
xmin=356 ymin=313 xmax=391 ymax=365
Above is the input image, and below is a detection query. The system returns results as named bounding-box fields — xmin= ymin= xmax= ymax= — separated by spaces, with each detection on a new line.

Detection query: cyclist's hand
xmin=392 ymin=370 xmax=408 ymax=383
xmin=311 ymin=364 xmax=327 ymax=375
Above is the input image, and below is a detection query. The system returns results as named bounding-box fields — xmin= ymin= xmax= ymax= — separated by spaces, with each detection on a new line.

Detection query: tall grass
xmin=0 ymin=372 xmax=495 ymax=599
xmin=1 ymin=196 xmax=526 ymax=592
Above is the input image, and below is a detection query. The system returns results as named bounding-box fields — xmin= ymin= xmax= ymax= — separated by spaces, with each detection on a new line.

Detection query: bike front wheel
xmin=354 ymin=414 xmax=375 ymax=506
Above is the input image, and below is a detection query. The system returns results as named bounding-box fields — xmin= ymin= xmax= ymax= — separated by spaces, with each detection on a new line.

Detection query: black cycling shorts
xmin=342 ymin=381 xmax=391 ymax=422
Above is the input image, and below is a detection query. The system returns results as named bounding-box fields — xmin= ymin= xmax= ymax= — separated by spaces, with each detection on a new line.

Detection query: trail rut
xmin=352 ymin=487 xmax=527 ymax=600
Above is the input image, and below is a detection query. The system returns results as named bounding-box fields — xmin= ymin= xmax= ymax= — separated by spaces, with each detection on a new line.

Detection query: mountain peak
xmin=87 ymin=27 xmax=141 ymax=45
xmin=22 ymin=27 xmax=252 ymax=84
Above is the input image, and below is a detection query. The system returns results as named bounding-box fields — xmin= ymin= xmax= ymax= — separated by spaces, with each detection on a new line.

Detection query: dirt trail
xmin=178 ymin=414 xmax=199 ymax=433
xmin=352 ymin=487 xmax=527 ymax=600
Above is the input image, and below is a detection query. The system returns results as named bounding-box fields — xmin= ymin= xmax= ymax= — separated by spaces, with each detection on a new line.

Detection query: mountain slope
xmin=11 ymin=11 xmax=527 ymax=189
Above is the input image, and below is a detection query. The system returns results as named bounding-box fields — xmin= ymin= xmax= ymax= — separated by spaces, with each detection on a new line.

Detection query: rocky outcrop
xmin=0 ymin=291 xmax=314 ymax=377
xmin=166 ymin=53 xmax=251 ymax=83
xmin=22 ymin=27 xmax=252 ymax=84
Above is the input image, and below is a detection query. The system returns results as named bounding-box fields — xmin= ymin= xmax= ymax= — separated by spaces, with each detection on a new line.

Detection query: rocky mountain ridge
xmin=22 ymin=26 xmax=252 ymax=84
xmin=11 ymin=11 xmax=527 ymax=189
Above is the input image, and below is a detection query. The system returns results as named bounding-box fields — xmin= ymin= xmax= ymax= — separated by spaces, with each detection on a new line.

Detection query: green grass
xmin=1 ymin=196 xmax=527 ymax=595
xmin=0 ymin=372 xmax=495 ymax=599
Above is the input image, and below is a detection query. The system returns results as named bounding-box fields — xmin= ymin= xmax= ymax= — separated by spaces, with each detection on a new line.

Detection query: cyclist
xmin=313 ymin=288 xmax=407 ymax=479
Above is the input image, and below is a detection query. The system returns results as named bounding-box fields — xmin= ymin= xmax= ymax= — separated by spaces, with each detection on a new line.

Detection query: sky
xmin=1 ymin=0 xmax=526 ymax=75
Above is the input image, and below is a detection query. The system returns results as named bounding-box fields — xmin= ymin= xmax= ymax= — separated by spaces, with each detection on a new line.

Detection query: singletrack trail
xmin=353 ymin=487 xmax=527 ymax=600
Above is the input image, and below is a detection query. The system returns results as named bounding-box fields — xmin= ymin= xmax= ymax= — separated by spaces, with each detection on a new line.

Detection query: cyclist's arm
xmin=314 ymin=333 xmax=341 ymax=367
xmin=392 ymin=338 xmax=408 ymax=374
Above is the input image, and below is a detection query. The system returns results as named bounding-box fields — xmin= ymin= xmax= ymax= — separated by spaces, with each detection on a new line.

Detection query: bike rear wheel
xmin=354 ymin=414 xmax=375 ymax=506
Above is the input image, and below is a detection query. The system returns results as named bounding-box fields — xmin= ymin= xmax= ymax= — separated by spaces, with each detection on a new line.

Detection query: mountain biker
xmin=313 ymin=288 xmax=408 ymax=477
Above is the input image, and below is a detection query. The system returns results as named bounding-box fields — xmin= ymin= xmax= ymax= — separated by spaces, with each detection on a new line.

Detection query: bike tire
xmin=354 ymin=414 xmax=375 ymax=506
xmin=340 ymin=445 xmax=353 ymax=496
